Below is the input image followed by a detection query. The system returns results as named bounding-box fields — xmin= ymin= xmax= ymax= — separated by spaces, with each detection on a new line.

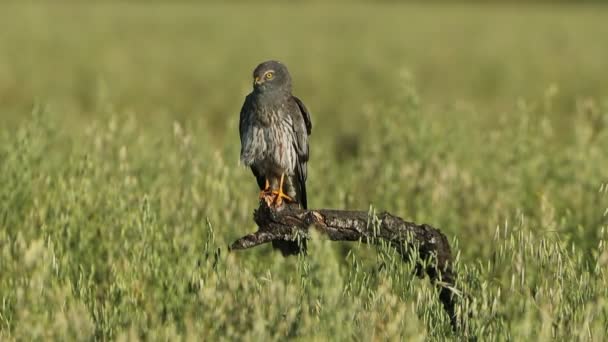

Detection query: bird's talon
xmin=258 ymin=189 xmax=272 ymax=200
xmin=258 ymin=178 xmax=273 ymax=201
xmin=270 ymin=173 xmax=293 ymax=207
xmin=271 ymin=190 xmax=293 ymax=207
xmin=264 ymin=194 xmax=275 ymax=207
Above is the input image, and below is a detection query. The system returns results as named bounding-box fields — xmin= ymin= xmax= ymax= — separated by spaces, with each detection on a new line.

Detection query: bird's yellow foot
xmin=272 ymin=188 xmax=293 ymax=207
xmin=271 ymin=173 xmax=293 ymax=207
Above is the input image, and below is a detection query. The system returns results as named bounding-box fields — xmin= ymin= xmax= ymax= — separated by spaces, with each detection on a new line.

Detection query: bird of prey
xmin=239 ymin=60 xmax=312 ymax=256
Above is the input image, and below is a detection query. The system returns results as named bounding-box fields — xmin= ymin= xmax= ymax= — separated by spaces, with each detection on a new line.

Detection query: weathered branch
xmin=230 ymin=201 xmax=458 ymax=328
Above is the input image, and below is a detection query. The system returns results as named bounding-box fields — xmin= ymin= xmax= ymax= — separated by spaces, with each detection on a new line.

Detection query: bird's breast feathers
xmin=240 ymin=109 xmax=297 ymax=174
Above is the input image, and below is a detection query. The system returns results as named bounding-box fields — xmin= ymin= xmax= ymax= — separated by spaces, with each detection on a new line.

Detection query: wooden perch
xmin=230 ymin=201 xmax=458 ymax=329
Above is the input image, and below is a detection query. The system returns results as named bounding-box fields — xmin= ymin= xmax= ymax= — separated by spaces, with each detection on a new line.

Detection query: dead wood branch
xmin=230 ymin=201 xmax=458 ymax=328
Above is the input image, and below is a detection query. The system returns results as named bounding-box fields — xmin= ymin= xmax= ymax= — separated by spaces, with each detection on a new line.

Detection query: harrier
xmin=239 ymin=60 xmax=312 ymax=255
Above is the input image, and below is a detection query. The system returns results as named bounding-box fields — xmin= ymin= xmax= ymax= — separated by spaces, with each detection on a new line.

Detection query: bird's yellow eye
xmin=265 ymin=72 xmax=274 ymax=80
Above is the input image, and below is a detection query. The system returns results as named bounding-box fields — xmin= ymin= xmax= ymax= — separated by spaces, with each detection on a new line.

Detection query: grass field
xmin=1 ymin=2 xmax=608 ymax=340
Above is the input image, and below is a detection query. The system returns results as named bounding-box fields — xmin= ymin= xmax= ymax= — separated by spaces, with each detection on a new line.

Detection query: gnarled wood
xmin=230 ymin=201 xmax=458 ymax=329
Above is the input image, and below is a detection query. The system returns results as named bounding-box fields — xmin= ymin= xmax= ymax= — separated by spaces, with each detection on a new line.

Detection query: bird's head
xmin=252 ymin=60 xmax=292 ymax=93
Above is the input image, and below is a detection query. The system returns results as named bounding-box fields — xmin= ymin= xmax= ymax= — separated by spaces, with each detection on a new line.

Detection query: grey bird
xmin=239 ymin=60 xmax=312 ymax=256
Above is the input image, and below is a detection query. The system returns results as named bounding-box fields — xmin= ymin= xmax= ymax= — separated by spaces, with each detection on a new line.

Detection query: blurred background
xmin=1 ymin=2 xmax=608 ymax=339
xmin=2 ymin=2 xmax=607 ymax=131
xmin=2 ymin=0 xmax=608 ymax=259
xmin=2 ymin=0 xmax=608 ymax=255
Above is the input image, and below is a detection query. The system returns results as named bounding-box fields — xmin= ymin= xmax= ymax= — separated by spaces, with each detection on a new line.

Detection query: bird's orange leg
xmin=272 ymin=173 xmax=293 ymax=207
xmin=259 ymin=179 xmax=274 ymax=205
xmin=258 ymin=179 xmax=270 ymax=198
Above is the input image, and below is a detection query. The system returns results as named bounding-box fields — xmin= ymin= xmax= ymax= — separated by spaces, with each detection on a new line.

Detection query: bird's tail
xmin=272 ymin=239 xmax=307 ymax=256
xmin=272 ymin=172 xmax=308 ymax=256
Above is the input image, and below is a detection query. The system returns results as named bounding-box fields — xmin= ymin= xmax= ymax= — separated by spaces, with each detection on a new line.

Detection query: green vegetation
xmin=1 ymin=3 xmax=607 ymax=340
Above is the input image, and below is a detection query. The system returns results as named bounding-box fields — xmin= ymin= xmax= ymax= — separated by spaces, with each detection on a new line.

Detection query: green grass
xmin=1 ymin=2 xmax=608 ymax=340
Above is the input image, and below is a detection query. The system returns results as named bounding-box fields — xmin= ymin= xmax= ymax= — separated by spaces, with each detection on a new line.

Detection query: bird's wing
xmin=239 ymin=95 xmax=265 ymax=189
xmin=293 ymin=96 xmax=312 ymax=135
xmin=291 ymin=96 xmax=311 ymax=163
xmin=238 ymin=94 xmax=252 ymax=146
xmin=290 ymin=96 xmax=312 ymax=209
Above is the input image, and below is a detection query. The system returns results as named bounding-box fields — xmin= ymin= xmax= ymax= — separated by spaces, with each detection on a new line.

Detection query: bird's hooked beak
xmin=254 ymin=76 xmax=264 ymax=86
